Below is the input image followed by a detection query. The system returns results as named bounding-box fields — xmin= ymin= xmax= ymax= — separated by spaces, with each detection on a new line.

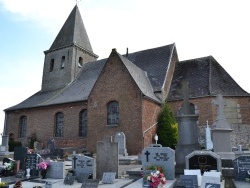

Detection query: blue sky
xmin=1 ymin=0 xmax=250 ymax=137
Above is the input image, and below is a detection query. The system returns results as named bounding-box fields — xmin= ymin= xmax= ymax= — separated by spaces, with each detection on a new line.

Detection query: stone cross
xmin=212 ymin=94 xmax=227 ymax=119
xmin=177 ymin=80 xmax=193 ymax=115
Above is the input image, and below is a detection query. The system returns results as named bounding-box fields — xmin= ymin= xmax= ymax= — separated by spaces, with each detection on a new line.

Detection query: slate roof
xmin=118 ymin=52 xmax=161 ymax=103
xmin=167 ymin=56 xmax=250 ymax=101
xmin=48 ymin=5 xmax=95 ymax=56
xmin=126 ymin=44 xmax=175 ymax=92
xmin=5 ymin=44 xmax=175 ymax=111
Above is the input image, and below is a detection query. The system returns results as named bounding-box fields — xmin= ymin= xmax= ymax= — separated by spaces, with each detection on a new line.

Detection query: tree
xmin=157 ymin=103 xmax=178 ymax=149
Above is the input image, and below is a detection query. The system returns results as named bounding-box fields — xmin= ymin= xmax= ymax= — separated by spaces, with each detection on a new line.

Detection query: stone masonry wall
xmin=168 ymin=96 xmax=250 ymax=149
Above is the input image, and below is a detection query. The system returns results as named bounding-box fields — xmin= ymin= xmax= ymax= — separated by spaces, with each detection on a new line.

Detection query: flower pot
xmin=41 ymin=170 xmax=47 ymax=179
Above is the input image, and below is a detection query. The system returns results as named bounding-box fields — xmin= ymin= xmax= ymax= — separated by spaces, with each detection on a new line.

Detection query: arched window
xmin=79 ymin=110 xmax=87 ymax=137
xmin=107 ymin=101 xmax=119 ymax=125
xmin=61 ymin=56 xmax=65 ymax=69
xmin=55 ymin=112 xmax=64 ymax=137
xmin=19 ymin=116 xmax=27 ymax=138
xmin=78 ymin=57 xmax=83 ymax=68
xmin=50 ymin=59 xmax=54 ymax=72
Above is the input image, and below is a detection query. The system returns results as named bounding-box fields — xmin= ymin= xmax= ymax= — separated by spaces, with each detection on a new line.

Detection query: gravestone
xmin=102 ymin=172 xmax=116 ymax=184
xmin=81 ymin=179 xmax=100 ymax=188
xmin=64 ymin=172 xmax=75 ymax=185
xmin=46 ymin=161 xmax=65 ymax=179
xmin=72 ymin=154 xmax=96 ymax=182
xmin=175 ymin=80 xmax=200 ymax=173
xmin=14 ymin=146 xmax=28 ymax=170
xmin=114 ymin=132 xmax=128 ymax=156
xmin=25 ymin=154 xmax=40 ymax=176
xmin=141 ymin=145 xmax=175 ymax=180
xmin=186 ymin=150 xmax=221 ymax=174
xmin=180 ymin=175 xmax=198 ymax=188
xmin=201 ymin=176 xmax=220 ymax=188
xmin=184 ymin=169 xmax=202 ymax=187
xmin=233 ymin=155 xmax=250 ymax=181
xmin=211 ymin=94 xmax=235 ymax=159
xmin=47 ymin=139 xmax=55 ymax=156
xmin=0 ymin=135 xmax=9 ymax=155
xmin=96 ymin=136 xmax=118 ymax=179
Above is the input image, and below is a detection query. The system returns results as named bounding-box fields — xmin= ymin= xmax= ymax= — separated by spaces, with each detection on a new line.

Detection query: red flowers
xmin=147 ymin=170 xmax=167 ymax=188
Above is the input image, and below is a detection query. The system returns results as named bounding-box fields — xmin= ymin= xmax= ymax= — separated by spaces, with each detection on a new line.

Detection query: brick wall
xmin=6 ymin=102 xmax=87 ymax=149
xmin=87 ymin=51 xmax=144 ymax=155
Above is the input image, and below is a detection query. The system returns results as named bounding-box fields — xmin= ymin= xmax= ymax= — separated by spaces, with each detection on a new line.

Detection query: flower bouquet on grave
xmin=37 ymin=161 xmax=50 ymax=179
xmin=146 ymin=165 xmax=167 ymax=188
xmin=2 ymin=161 xmax=15 ymax=176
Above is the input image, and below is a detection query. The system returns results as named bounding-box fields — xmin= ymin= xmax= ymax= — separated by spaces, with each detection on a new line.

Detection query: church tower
xmin=41 ymin=5 xmax=98 ymax=91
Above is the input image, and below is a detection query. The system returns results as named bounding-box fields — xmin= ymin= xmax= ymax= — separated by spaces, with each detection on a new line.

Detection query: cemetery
xmin=0 ymin=94 xmax=250 ymax=187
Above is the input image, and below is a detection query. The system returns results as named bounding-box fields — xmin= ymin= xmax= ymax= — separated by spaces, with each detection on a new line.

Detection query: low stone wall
xmin=197 ymin=124 xmax=250 ymax=149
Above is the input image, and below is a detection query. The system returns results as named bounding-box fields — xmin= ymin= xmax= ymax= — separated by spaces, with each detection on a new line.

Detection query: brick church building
xmin=4 ymin=5 xmax=250 ymax=155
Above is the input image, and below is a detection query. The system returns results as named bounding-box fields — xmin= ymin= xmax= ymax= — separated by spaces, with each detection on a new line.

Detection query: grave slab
xmin=46 ymin=161 xmax=65 ymax=179
xmin=141 ymin=146 xmax=175 ymax=180
xmin=72 ymin=154 xmax=96 ymax=180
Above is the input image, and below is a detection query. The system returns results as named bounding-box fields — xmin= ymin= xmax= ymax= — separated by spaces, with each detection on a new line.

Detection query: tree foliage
xmin=156 ymin=103 xmax=178 ymax=149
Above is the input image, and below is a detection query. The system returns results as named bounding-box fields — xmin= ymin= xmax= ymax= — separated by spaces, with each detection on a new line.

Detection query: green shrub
xmin=8 ymin=140 xmax=22 ymax=152
xmin=157 ymin=103 xmax=178 ymax=149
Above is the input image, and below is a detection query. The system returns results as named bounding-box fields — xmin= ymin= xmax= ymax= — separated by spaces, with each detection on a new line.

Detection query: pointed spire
xmin=49 ymin=5 xmax=94 ymax=54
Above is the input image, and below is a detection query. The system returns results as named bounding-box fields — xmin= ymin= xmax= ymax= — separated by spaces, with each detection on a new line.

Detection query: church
xmin=4 ymin=5 xmax=250 ymax=155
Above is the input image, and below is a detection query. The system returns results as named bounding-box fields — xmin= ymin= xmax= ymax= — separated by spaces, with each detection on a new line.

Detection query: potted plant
xmin=37 ymin=161 xmax=50 ymax=179
xmin=2 ymin=161 xmax=15 ymax=176
xmin=145 ymin=165 xmax=167 ymax=188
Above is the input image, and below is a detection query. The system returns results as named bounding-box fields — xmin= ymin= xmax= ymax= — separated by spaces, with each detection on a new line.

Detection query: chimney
xmin=126 ymin=48 xmax=128 ymax=57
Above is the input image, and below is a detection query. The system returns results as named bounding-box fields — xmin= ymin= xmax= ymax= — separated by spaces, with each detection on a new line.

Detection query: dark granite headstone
xmin=101 ymin=172 xmax=116 ymax=184
xmin=25 ymin=154 xmax=40 ymax=176
xmin=233 ymin=155 xmax=250 ymax=181
xmin=180 ymin=175 xmax=198 ymax=188
xmin=81 ymin=179 xmax=100 ymax=188
xmin=64 ymin=173 xmax=75 ymax=185
xmin=14 ymin=146 xmax=28 ymax=170
xmin=47 ymin=139 xmax=55 ymax=155
xmin=188 ymin=154 xmax=218 ymax=173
